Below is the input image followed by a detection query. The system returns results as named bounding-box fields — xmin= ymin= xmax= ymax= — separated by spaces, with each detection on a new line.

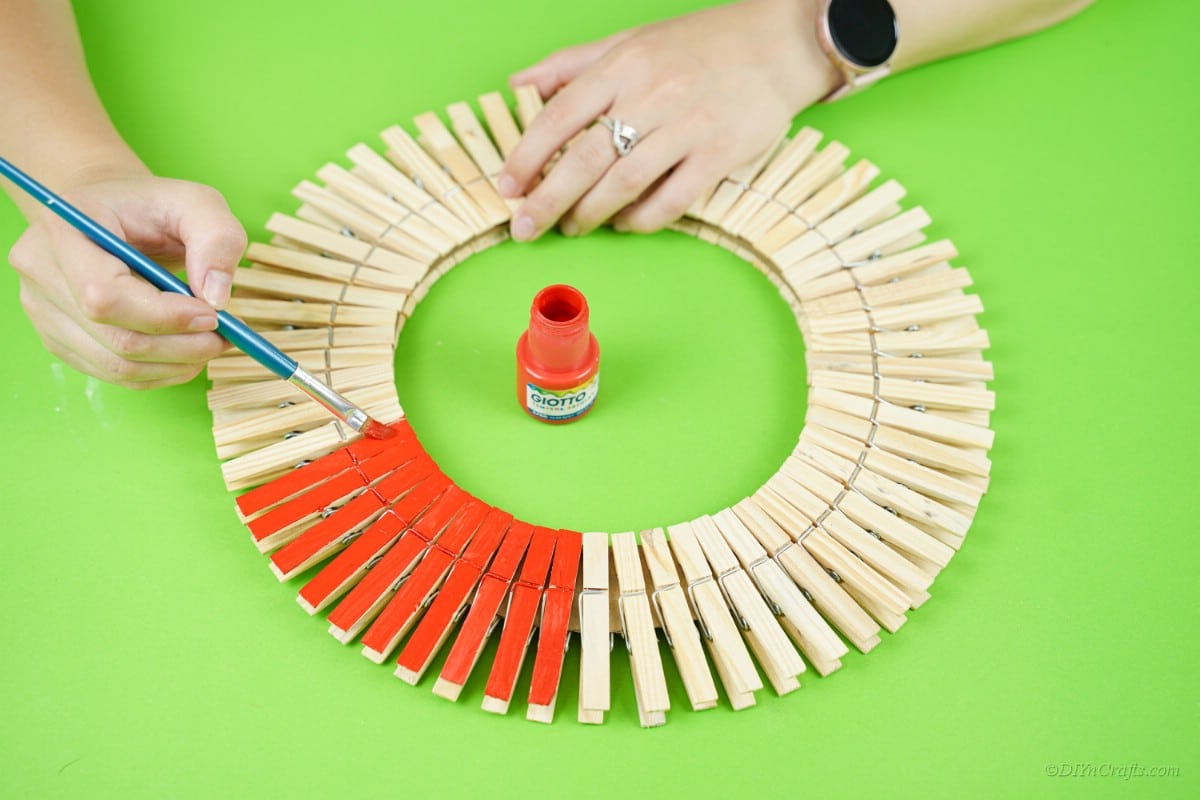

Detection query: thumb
xmin=172 ymin=184 xmax=247 ymax=311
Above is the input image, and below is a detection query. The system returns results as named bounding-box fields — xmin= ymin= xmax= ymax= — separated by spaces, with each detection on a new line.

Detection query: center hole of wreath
xmin=392 ymin=228 xmax=807 ymax=533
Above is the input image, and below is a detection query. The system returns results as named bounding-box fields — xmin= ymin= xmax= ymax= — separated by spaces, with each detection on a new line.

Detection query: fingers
xmin=499 ymin=74 xmax=616 ymax=202
xmin=507 ymin=121 xmax=631 ymax=241
xmin=561 ymin=129 xmax=688 ymax=237
xmin=612 ymin=158 xmax=725 ymax=234
xmin=39 ymin=220 xmax=221 ymax=337
xmin=173 ymin=184 xmax=246 ymax=311
xmin=7 ymin=176 xmax=242 ymax=389
xmin=508 ymin=30 xmax=633 ymax=98
xmin=18 ymin=279 xmax=221 ymax=389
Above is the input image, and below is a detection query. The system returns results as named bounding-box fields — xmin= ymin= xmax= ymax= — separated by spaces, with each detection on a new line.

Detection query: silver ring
xmin=598 ymin=115 xmax=639 ymax=157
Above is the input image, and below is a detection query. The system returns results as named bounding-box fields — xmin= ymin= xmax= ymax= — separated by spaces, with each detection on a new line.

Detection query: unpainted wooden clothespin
xmin=577 ymin=531 xmax=611 ymax=724
xmin=711 ymin=508 xmax=848 ymax=677
xmin=689 ymin=515 xmax=805 ymax=696
xmin=640 ymin=528 xmax=718 ymax=711
xmin=611 ymin=532 xmax=670 ymax=727
xmin=732 ymin=497 xmax=881 ymax=653
xmin=666 ymin=521 xmax=761 ymax=710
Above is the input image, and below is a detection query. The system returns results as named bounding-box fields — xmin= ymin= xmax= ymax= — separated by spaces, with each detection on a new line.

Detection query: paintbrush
xmin=0 ymin=155 xmax=393 ymax=440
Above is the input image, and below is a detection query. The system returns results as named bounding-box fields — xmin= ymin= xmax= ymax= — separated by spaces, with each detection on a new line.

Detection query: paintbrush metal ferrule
xmin=287 ymin=366 xmax=371 ymax=433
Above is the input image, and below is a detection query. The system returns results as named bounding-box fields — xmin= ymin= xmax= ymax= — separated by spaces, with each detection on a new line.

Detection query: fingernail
xmin=512 ymin=215 xmax=536 ymax=242
xmin=560 ymin=219 xmax=580 ymax=237
xmin=498 ymin=173 xmax=518 ymax=198
xmin=202 ymin=272 xmax=232 ymax=310
xmin=189 ymin=314 xmax=218 ymax=332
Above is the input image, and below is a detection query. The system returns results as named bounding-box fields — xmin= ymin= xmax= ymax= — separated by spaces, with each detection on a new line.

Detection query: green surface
xmin=1 ymin=1 xmax=1196 ymax=797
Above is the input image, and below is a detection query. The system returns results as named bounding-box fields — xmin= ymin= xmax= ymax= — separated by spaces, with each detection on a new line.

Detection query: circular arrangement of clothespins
xmin=210 ymin=86 xmax=995 ymax=726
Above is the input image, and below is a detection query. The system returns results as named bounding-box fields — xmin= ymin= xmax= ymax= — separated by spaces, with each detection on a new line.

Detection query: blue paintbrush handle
xmin=0 ymin=156 xmax=297 ymax=380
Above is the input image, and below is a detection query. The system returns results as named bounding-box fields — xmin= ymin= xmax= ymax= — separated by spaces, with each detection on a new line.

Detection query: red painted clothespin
xmin=480 ymin=526 xmax=558 ymax=715
xmin=325 ymin=484 xmax=469 ymax=643
xmin=360 ymin=498 xmax=492 ymax=663
xmin=268 ymin=450 xmax=433 ymax=580
xmin=296 ymin=469 xmax=450 ymax=614
xmin=395 ymin=507 xmax=514 ymax=685
xmin=433 ymin=521 xmax=535 ymax=702
xmin=526 ymin=530 xmax=583 ymax=723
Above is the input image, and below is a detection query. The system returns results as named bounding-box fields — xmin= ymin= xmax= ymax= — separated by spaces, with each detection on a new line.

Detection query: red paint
xmin=325 ymin=485 xmax=469 ymax=639
xmin=236 ymin=421 xmax=412 ymax=517
xmin=482 ymin=526 xmax=558 ymax=706
xmin=395 ymin=508 xmax=514 ymax=681
xmin=296 ymin=470 xmax=450 ymax=613
xmin=527 ymin=530 xmax=583 ymax=711
xmin=515 ymin=284 xmax=600 ymax=423
xmin=247 ymin=435 xmax=419 ymax=546
xmin=268 ymin=454 xmax=434 ymax=580
xmin=360 ymin=498 xmax=491 ymax=661
xmin=437 ymin=521 xmax=534 ymax=694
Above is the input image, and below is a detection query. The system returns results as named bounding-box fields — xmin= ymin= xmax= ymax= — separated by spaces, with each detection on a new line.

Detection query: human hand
xmin=7 ymin=167 xmax=247 ymax=388
xmin=498 ymin=0 xmax=840 ymax=240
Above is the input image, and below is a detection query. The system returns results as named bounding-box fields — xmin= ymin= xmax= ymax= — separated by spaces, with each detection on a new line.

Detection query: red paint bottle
xmin=516 ymin=284 xmax=600 ymax=423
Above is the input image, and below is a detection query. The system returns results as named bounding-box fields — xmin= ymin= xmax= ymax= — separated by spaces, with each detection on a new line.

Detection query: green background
xmin=1 ymin=1 xmax=1196 ymax=797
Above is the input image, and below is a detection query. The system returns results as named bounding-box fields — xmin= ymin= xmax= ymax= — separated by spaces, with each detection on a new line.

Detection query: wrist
xmin=746 ymin=0 xmax=841 ymax=114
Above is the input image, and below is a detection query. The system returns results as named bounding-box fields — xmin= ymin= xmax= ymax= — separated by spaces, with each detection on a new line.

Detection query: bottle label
xmin=525 ymin=374 xmax=600 ymax=421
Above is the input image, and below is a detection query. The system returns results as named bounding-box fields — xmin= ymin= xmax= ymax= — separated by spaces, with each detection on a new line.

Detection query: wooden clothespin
xmin=433 ymin=521 xmax=534 ymax=701
xmin=754 ymin=482 xmax=910 ymax=633
xmin=413 ymin=111 xmax=510 ymax=228
xmin=394 ymin=507 xmax=513 ymax=685
xmin=312 ymin=163 xmax=455 ymax=258
xmin=732 ymin=497 xmax=881 ymax=654
xmin=244 ymin=429 xmax=418 ymax=553
xmin=481 ymin=526 xmax=557 ymax=715
xmin=263 ymin=213 xmax=426 ymax=285
xmin=748 ymin=141 xmax=854 ymax=252
xmin=360 ymin=498 xmax=492 ymax=663
xmin=234 ymin=423 xmax=408 ymax=517
xmin=720 ymin=128 xmax=821 ymax=236
xmin=782 ymin=450 xmax=950 ymax=575
xmin=344 ymin=143 xmax=474 ymax=245
xmin=640 ymin=528 xmax=718 ymax=711
xmin=475 ymin=92 xmax=522 ymax=160
xmin=380 ymin=125 xmax=491 ymax=235
xmin=711 ymin=508 xmax=848 ymax=677
xmin=689 ymin=515 xmax=805 ymax=696
xmin=798 ymin=426 xmax=978 ymax=546
xmin=297 ymin=470 xmax=451 ymax=614
xmin=611 ymin=532 xmax=670 ymax=727
xmin=324 ymin=485 xmax=469 ymax=643
xmin=577 ymin=531 xmax=611 ymax=724
xmin=267 ymin=449 xmax=433 ymax=581
xmin=666 ymin=521 xmax=762 ymax=710
xmin=235 ymin=423 xmax=407 ymax=521
xmin=220 ymin=420 xmax=401 ymax=493
xmin=446 ymin=100 xmax=521 ymax=214
xmin=526 ymin=530 xmax=583 ymax=723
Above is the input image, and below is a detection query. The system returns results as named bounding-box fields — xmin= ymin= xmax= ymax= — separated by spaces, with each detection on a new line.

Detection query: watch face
xmin=828 ymin=0 xmax=899 ymax=69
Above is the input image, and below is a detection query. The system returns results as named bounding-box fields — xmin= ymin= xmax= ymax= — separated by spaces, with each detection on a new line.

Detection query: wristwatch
xmin=816 ymin=0 xmax=900 ymax=101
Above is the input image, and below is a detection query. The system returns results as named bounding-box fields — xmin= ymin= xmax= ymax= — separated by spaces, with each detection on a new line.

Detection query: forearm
xmin=890 ymin=0 xmax=1095 ymax=71
xmin=0 ymin=0 xmax=147 ymax=217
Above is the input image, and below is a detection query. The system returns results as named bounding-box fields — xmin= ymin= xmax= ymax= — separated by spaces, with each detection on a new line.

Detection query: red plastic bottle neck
xmin=525 ymin=284 xmax=591 ymax=372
